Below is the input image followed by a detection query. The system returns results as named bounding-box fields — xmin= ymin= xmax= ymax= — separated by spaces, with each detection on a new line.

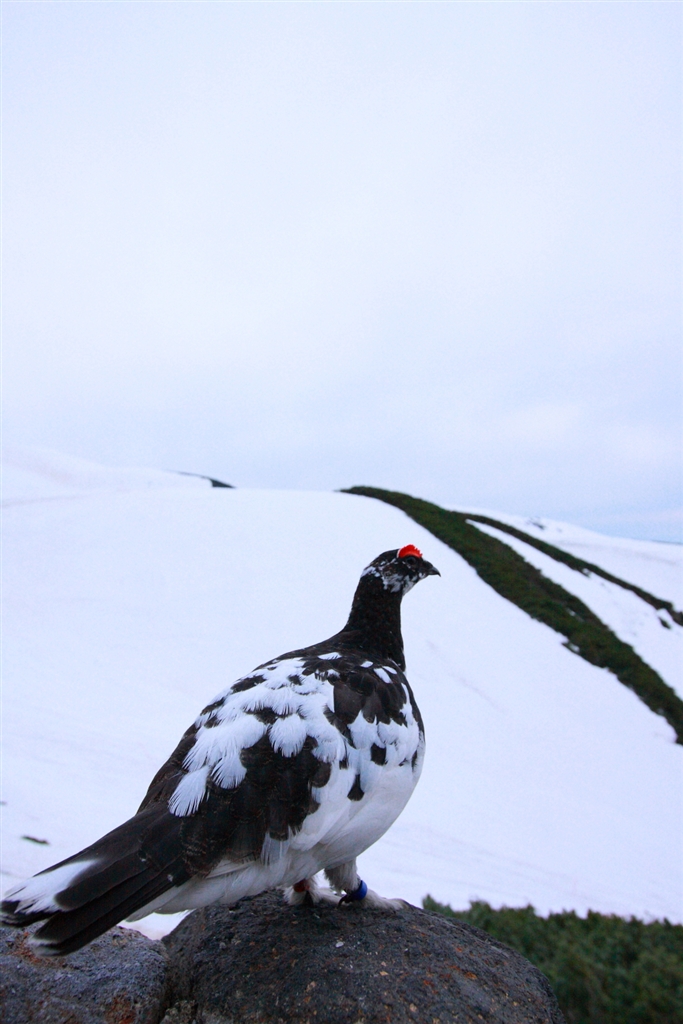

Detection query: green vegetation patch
xmin=343 ymin=487 xmax=683 ymax=743
xmin=463 ymin=512 xmax=682 ymax=628
xmin=424 ymin=897 xmax=683 ymax=1024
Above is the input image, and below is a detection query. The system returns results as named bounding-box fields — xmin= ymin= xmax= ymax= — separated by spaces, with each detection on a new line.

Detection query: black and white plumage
xmin=1 ymin=545 xmax=439 ymax=955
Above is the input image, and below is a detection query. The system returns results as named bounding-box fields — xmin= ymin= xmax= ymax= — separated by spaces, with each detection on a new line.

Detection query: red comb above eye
xmin=398 ymin=544 xmax=423 ymax=559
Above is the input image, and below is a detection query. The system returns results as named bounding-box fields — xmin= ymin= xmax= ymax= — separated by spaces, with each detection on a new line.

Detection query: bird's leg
xmin=285 ymin=878 xmax=314 ymax=905
xmin=325 ymin=861 xmax=406 ymax=911
xmin=325 ymin=860 xmax=361 ymax=897
xmin=284 ymin=876 xmax=338 ymax=906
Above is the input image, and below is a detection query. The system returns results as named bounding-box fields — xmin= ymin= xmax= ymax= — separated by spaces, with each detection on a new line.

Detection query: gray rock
xmin=163 ymin=891 xmax=566 ymax=1024
xmin=0 ymin=923 xmax=168 ymax=1024
xmin=0 ymin=893 xmax=566 ymax=1024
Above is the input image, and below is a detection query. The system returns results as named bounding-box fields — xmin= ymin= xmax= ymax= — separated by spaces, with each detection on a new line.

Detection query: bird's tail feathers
xmin=0 ymin=803 xmax=188 ymax=956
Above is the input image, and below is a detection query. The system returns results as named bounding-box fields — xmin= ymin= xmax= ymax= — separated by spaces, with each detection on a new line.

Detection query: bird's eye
xmin=404 ymin=556 xmax=418 ymax=566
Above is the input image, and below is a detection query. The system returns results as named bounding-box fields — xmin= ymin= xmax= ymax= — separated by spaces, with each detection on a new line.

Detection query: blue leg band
xmin=339 ymin=879 xmax=367 ymax=904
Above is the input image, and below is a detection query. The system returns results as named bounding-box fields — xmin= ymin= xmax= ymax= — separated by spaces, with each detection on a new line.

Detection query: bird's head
xmin=360 ymin=544 xmax=440 ymax=595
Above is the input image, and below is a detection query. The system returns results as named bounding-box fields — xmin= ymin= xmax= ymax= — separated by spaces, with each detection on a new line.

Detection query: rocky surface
xmin=0 ymin=923 xmax=168 ymax=1024
xmin=1 ymin=893 xmax=566 ymax=1024
xmin=163 ymin=891 xmax=566 ymax=1024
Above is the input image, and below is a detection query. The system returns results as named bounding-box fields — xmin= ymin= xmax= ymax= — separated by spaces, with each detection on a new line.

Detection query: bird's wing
xmin=138 ymin=649 xmax=424 ymax=874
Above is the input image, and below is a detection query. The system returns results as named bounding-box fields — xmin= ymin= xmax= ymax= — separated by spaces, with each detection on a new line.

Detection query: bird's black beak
xmin=424 ymin=561 xmax=440 ymax=577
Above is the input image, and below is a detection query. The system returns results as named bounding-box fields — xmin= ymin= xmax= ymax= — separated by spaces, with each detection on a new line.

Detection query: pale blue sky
xmin=3 ymin=1 xmax=681 ymax=540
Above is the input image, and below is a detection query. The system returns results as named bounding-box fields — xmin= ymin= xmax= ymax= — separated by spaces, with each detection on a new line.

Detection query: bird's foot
xmin=324 ymin=863 xmax=406 ymax=911
xmin=361 ymin=889 xmax=407 ymax=911
xmin=284 ymin=878 xmax=338 ymax=906
xmin=338 ymin=879 xmax=406 ymax=911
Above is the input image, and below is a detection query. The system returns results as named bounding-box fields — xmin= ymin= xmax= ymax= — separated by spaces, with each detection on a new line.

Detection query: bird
xmin=1 ymin=544 xmax=439 ymax=956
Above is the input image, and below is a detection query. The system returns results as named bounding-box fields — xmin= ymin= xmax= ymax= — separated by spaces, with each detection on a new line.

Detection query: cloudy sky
xmin=3 ymin=2 xmax=680 ymax=540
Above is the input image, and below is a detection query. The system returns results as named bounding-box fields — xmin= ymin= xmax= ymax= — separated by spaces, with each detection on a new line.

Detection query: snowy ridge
xmin=1 ymin=445 xmax=209 ymax=503
xmin=1 ymin=449 xmax=680 ymax=939
xmin=469 ymin=520 xmax=682 ymax=700
xmin=459 ymin=506 xmax=683 ymax=608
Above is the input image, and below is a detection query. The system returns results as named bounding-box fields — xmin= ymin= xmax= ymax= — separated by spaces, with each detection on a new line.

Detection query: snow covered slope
xmin=2 ymin=445 xmax=212 ymax=503
xmin=473 ymin=510 xmax=682 ymax=609
xmin=2 ymin=450 xmax=681 ymax=941
xmin=466 ymin=519 xmax=681 ymax=701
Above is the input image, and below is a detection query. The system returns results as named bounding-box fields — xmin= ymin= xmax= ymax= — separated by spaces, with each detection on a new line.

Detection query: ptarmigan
xmin=2 ymin=545 xmax=439 ymax=955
